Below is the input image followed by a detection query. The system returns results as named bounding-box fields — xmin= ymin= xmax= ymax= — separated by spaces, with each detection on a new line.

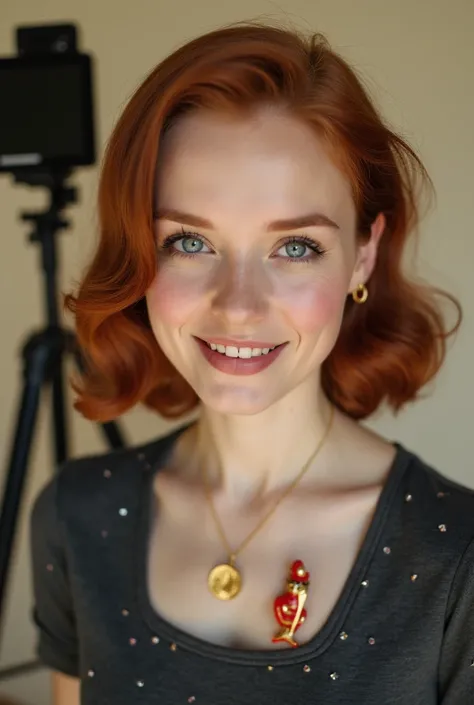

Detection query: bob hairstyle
xmin=66 ymin=21 xmax=460 ymax=422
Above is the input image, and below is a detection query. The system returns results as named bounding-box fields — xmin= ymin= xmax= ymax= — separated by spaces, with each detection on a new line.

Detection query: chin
xmin=194 ymin=380 xmax=283 ymax=417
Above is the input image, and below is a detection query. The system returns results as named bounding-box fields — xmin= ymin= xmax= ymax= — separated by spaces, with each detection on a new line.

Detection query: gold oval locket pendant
xmin=208 ymin=563 xmax=242 ymax=600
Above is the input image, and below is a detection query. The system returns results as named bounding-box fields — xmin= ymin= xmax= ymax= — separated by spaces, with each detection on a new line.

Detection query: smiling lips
xmin=201 ymin=338 xmax=282 ymax=359
xmin=195 ymin=337 xmax=288 ymax=376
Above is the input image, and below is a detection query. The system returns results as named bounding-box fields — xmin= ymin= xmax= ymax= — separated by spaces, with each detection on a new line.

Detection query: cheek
xmin=279 ymin=274 xmax=347 ymax=334
xmin=146 ymin=266 xmax=204 ymax=326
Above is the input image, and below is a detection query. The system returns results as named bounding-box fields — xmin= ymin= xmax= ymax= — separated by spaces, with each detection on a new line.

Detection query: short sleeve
xmin=29 ymin=471 xmax=80 ymax=677
xmin=439 ymin=536 xmax=474 ymax=703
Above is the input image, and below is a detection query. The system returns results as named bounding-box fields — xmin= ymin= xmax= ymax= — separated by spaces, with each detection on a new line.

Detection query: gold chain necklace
xmin=202 ymin=404 xmax=335 ymax=600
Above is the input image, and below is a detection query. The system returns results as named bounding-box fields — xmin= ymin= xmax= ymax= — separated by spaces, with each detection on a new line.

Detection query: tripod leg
xmin=0 ymin=351 xmax=44 ymax=641
xmin=71 ymin=343 xmax=127 ymax=450
xmin=51 ymin=353 xmax=68 ymax=465
xmin=99 ymin=420 xmax=127 ymax=449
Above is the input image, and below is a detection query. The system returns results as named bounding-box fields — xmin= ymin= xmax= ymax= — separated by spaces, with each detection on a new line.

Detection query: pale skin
xmin=52 ymin=106 xmax=395 ymax=700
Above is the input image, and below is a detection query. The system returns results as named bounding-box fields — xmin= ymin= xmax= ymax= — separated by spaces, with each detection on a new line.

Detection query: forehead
xmin=155 ymin=108 xmax=355 ymax=226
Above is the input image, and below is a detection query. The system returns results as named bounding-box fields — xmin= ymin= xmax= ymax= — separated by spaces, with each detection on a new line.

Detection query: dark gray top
xmin=30 ymin=422 xmax=474 ymax=704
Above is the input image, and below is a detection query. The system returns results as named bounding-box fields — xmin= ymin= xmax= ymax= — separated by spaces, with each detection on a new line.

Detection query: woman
xmin=30 ymin=21 xmax=473 ymax=705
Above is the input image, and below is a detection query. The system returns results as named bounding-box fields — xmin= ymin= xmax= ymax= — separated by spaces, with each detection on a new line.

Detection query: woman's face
xmin=147 ymin=107 xmax=383 ymax=415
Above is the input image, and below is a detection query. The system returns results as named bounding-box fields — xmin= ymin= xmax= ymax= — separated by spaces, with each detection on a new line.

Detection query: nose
xmin=210 ymin=257 xmax=270 ymax=325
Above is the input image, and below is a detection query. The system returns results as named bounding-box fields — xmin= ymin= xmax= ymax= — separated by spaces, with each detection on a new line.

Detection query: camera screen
xmin=0 ymin=54 xmax=95 ymax=171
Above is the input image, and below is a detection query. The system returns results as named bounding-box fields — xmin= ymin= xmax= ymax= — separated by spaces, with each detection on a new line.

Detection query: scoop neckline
xmin=134 ymin=422 xmax=413 ymax=666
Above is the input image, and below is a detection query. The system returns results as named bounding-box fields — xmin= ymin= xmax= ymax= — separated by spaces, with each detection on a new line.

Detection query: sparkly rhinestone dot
xmin=101 ymin=530 xmax=108 ymax=538
xmin=330 ymin=672 xmax=339 ymax=680
xmin=437 ymin=491 xmax=447 ymax=498
xmin=151 ymin=636 xmax=160 ymax=644
xmin=46 ymin=563 xmax=54 ymax=572
xmin=103 ymin=469 xmax=112 ymax=478
xmin=405 ymin=493 xmax=413 ymax=502
xmin=136 ymin=680 xmax=144 ymax=688
xmin=170 ymin=643 xmax=177 ymax=652
xmin=129 ymin=638 xmax=137 ymax=646
xmin=439 ymin=524 xmax=447 ymax=532
xmin=383 ymin=546 xmax=391 ymax=554
xmin=188 ymin=698 xmax=196 ymax=703
xmin=368 ymin=637 xmax=376 ymax=645
xmin=411 ymin=574 xmax=418 ymax=582
xmin=361 ymin=580 xmax=369 ymax=588
xmin=267 ymin=665 xmax=274 ymax=671
xmin=339 ymin=631 xmax=348 ymax=640
xmin=119 ymin=508 xmax=128 ymax=517
xmin=87 ymin=670 xmax=95 ymax=678
xmin=303 ymin=665 xmax=311 ymax=673
xmin=121 ymin=609 xmax=130 ymax=616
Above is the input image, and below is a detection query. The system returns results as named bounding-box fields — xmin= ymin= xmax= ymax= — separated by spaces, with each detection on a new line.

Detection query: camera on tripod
xmin=0 ymin=23 xmax=95 ymax=174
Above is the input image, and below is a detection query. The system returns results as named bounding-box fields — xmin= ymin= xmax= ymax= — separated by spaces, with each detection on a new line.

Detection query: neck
xmin=188 ymin=382 xmax=334 ymax=505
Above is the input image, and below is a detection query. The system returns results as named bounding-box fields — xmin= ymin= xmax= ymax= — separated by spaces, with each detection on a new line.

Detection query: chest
xmin=146 ymin=477 xmax=383 ymax=649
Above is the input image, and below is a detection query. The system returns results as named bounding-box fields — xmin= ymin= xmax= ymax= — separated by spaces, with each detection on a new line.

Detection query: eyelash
xmin=158 ymin=228 xmax=327 ymax=264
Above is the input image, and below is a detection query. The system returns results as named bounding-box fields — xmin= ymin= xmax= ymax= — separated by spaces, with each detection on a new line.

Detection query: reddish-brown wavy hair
xmin=65 ymin=21 xmax=461 ymax=422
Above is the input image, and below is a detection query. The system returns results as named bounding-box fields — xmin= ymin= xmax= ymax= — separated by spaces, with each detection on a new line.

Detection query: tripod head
xmin=12 ymin=168 xmax=78 ymax=327
xmin=15 ymin=168 xmax=77 ymax=237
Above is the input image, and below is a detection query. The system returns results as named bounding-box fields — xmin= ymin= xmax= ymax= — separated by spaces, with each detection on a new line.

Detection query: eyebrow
xmin=153 ymin=208 xmax=340 ymax=232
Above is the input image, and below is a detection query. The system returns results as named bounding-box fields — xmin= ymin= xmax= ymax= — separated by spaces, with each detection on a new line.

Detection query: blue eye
xmin=177 ymin=236 xmax=209 ymax=254
xmin=159 ymin=232 xmax=210 ymax=259
xmin=276 ymin=236 xmax=326 ymax=261
xmin=280 ymin=240 xmax=312 ymax=259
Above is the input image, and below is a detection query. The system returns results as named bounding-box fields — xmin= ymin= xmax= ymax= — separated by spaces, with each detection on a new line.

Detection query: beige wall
xmin=0 ymin=0 xmax=472 ymax=702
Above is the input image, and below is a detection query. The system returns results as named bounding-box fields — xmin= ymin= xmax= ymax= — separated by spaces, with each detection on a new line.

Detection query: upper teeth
xmin=207 ymin=342 xmax=278 ymax=358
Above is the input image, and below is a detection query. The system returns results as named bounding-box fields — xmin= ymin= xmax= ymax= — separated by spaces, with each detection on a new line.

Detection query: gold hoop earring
xmin=352 ymin=283 xmax=368 ymax=304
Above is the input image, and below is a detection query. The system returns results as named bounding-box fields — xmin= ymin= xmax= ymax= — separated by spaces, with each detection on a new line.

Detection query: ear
xmin=348 ymin=212 xmax=386 ymax=292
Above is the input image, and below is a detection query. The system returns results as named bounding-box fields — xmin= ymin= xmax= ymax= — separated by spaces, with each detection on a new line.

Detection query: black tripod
xmin=0 ymin=169 xmax=126 ymax=676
